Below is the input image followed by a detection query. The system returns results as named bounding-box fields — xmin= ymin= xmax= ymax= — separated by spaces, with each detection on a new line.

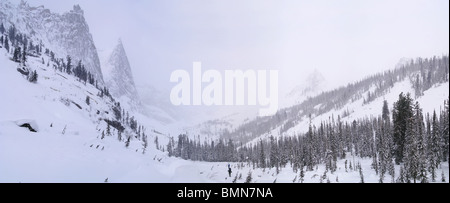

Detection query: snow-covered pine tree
xmin=244 ymin=171 xmax=252 ymax=183
xmin=404 ymin=102 xmax=428 ymax=183
xmin=154 ymin=136 xmax=159 ymax=150
xmin=442 ymin=98 xmax=449 ymax=162
xmin=167 ymin=137 xmax=173 ymax=157
xmin=299 ymin=165 xmax=305 ymax=183
xmin=415 ymin=103 xmax=428 ymax=183
xmin=66 ymin=55 xmax=72 ymax=75
xmin=4 ymin=36 xmax=9 ymax=52
xmin=358 ymin=162 xmax=364 ymax=183
xmin=142 ymin=134 xmax=148 ymax=154
xmin=259 ymin=139 xmax=266 ymax=169
xmin=428 ymin=111 xmax=440 ymax=182
xmin=305 ymin=116 xmax=315 ymax=171
xmin=442 ymin=170 xmax=446 ymax=183
xmin=13 ymin=47 xmax=20 ymax=62
xmin=232 ymin=173 xmax=238 ymax=183
xmin=117 ymin=130 xmax=122 ymax=141
xmin=106 ymin=123 xmax=111 ymax=136
xmin=393 ymin=93 xmax=414 ymax=164
xmin=21 ymin=44 xmax=27 ymax=64
xmin=269 ymin=136 xmax=278 ymax=170
xmin=381 ymin=102 xmax=395 ymax=180
xmin=28 ymin=70 xmax=38 ymax=83
xmin=0 ymin=23 xmax=5 ymax=34
xmin=125 ymin=136 xmax=131 ymax=148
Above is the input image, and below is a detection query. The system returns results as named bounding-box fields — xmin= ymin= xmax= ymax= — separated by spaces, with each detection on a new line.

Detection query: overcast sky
xmin=25 ymin=0 xmax=449 ymax=92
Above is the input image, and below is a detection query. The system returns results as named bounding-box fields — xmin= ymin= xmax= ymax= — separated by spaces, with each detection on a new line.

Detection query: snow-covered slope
xmin=0 ymin=0 xmax=104 ymax=83
xmin=0 ymin=41 xmax=166 ymax=182
xmin=101 ymin=39 xmax=140 ymax=110
xmin=268 ymin=80 xmax=449 ymax=145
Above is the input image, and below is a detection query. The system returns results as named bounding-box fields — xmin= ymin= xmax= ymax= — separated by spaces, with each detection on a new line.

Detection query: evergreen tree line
xmin=49 ymin=54 xmax=97 ymax=87
xmin=169 ymin=95 xmax=449 ymax=183
xmin=1 ymin=24 xmax=43 ymax=63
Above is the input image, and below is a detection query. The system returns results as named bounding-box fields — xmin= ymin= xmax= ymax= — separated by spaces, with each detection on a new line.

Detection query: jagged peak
xmin=18 ymin=0 xmax=29 ymax=8
xmin=112 ymin=38 xmax=127 ymax=57
xmin=71 ymin=4 xmax=84 ymax=15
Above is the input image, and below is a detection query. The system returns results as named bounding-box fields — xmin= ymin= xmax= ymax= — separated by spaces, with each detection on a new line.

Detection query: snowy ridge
xmin=0 ymin=0 xmax=104 ymax=83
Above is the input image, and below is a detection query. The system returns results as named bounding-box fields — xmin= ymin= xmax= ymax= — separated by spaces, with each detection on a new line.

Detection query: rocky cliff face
xmin=0 ymin=0 xmax=104 ymax=83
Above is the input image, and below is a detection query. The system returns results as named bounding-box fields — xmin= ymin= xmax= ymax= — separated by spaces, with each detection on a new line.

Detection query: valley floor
xmin=1 ymin=122 xmax=448 ymax=183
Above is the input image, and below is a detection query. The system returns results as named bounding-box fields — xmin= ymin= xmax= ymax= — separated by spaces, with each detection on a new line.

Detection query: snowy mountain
xmin=0 ymin=0 xmax=104 ymax=83
xmin=222 ymin=56 xmax=450 ymax=145
xmin=284 ymin=69 xmax=327 ymax=107
xmin=1 ymin=0 xmax=448 ymax=184
xmin=101 ymin=39 xmax=140 ymax=110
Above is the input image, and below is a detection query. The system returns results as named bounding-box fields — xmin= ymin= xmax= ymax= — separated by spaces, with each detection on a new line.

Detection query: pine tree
xmin=428 ymin=111 xmax=440 ymax=182
xmin=244 ymin=171 xmax=253 ymax=183
xmin=66 ymin=55 xmax=72 ymax=75
xmin=0 ymin=23 xmax=5 ymax=34
xmin=125 ymin=136 xmax=131 ymax=148
xmin=403 ymin=102 xmax=427 ymax=183
xmin=106 ymin=123 xmax=111 ymax=136
xmin=414 ymin=74 xmax=422 ymax=98
xmin=28 ymin=70 xmax=38 ymax=83
xmin=13 ymin=47 xmax=21 ymax=62
xmin=397 ymin=166 xmax=405 ymax=183
xmin=442 ymin=98 xmax=450 ymax=162
xmin=269 ymin=136 xmax=278 ymax=169
xmin=101 ymin=131 xmax=105 ymax=140
xmin=392 ymin=93 xmax=414 ymax=164
xmin=416 ymin=103 xmax=428 ymax=183
xmin=259 ymin=140 xmax=266 ymax=169
xmin=8 ymin=26 xmax=15 ymax=46
xmin=4 ymin=36 xmax=8 ymax=52
xmin=142 ymin=134 xmax=148 ymax=153
xmin=22 ymin=44 xmax=27 ymax=64
xmin=154 ymin=136 xmax=159 ymax=150
xmin=382 ymin=100 xmax=390 ymax=122
xmin=442 ymin=170 xmax=446 ymax=183
xmin=85 ymin=96 xmax=90 ymax=105
xmin=379 ymin=101 xmax=394 ymax=182
xmin=167 ymin=137 xmax=173 ymax=157
xmin=299 ymin=166 xmax=305 ymax=183
xmin=358 ymin=163 xmax=364 ymax=183
xmin=305 ymin=116 xmax=315 ymax=171
xmin=117 ymin=131 xmax=122 ymax=141
xmin=232 ymin=173 xmax=238 ymax=183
